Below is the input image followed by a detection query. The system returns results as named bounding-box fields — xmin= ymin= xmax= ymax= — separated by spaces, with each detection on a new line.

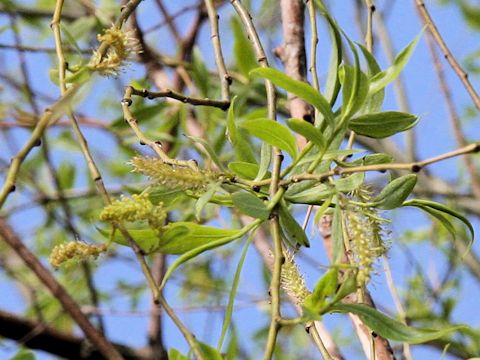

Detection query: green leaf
xmin=198 ymin=342 xmax=223 ymax=360
xmin=372 ymin=174 xmax=417 ymax=210
xmin=279 ymin=202 xmax=310 ymax=248
xmin=358 ymin=44 xmax=384 ymax=113
xmin=255 ymin=142 xmax=271 ymax=181
xmin=228 ymin=162 xmax=270 ymax=180
xmin=100 ymin=223 xmax=242 ymax=255
xmin=10 ymin=349 xmax=36 ymax=360
xmin=285 ymin=182 xmax=335 ymax=205
xmin=348 ymin=111 xmax=418 ymax=138
xmin=339 ymin=63 xmax=369 ymax=120
xmin=250 ymin=68 xmax=334 ymax=126
xmin=58 ymin=161 xmax=76 ymax=189
xmin=232 ymin=17 xmax=257 ymax=77
xmin=158 ymin=222 xmax=243 ymax=254
xmin=191 ymin=47 xmax=210 ymax=97
xmin=402 ymin=199 xmax=475 ymax=245
xmin=148 ymin=186 xmax=189 ymax=207
xmin=98 ymin=226 xmax=161 ymax=254
xmin=334 ymin=172 xmax=365 ymax=192
xmin=241 ymin=118 xmax=298 ymax=158
xmin=303 ymin=269 xmax=338 ymax=317
xmin=369 ymin=32 xmax=422 ymax=95
xmin=217 ymin=233 xmax=254 ymax=350
xmin=332 ymin=202 xmax=344 ymax=264
xmin=232 ymin=191 xmax=270 ymax=220
xmin=168 ymin=348 xmax=189 ymax=360
xmin=160 ymin=221 xmax=259 ymax=289
xmin=195 ymin=182 xmax=221 ymax=220
xmin=286 ymin=118 xmax=326 ymax=150
xmin=186 ymin=135 xmax=226 ymax=171
xmin=226 ymin=97 xmax=257 ymax=164
xmin=331 ymin=303 xmax=468 ymax=344
xmin=321 ymin=8 xmax=343 ymax=106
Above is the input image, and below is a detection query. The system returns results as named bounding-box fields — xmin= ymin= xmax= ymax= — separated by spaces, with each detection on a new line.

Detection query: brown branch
xmin=424 ymin=32 xmax=480 ymax=200
xmin=0 ymin=218 xmax=124 ymax=359
xmin=0 ymin=309 xmax=146 ymax=360
xmin=414 ymin=0 xmax=480 ymax=111
xmin=275 ymin=0 xmax=313 ymax=148
xmin=128 ymin=86 xmax=230 ymax=110
xmin=147 ymin=255 xmax=168 ymax=360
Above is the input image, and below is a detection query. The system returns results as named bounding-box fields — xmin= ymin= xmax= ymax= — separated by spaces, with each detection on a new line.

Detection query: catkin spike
xmin=130 ymin=157 xmax=220 ymax=190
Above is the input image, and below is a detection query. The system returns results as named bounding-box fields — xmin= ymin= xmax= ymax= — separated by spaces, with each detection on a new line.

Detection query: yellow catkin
xmin=89 ymin=26 xmax=139 ymax=76
xmin=280 ymin=251 xmax=310 ymax=305
xmin=130 ymin=157 xmax=219 ymax=190
xmin=99 ymin=193 xmax=166 ymax=230
xmin=49 ymin=242 xmax=107 ymax=268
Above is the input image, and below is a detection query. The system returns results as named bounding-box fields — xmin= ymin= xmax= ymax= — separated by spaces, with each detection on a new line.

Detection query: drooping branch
xmin=0 ymin=218 xmax=124 ymax=360
xmin=0 ymin=309 xmax=145 ymax=360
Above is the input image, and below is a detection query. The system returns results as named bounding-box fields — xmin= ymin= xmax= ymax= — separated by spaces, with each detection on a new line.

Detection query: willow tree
xmin=0 ymin=1 xmax=479 ymax=359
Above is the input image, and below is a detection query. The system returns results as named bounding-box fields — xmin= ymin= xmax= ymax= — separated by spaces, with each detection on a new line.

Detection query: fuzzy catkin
xmin=280 ymin=251 xmax=310 ymax=305
xmin=130 ymin=157 xmax=219 ymax=190
xmin=89 ymin=26 xmax=140 ymax=76
xmin=100 ymin=193 xmax=166 ymax=230
xmin=49 ymin=242 xmax=107 ymax=268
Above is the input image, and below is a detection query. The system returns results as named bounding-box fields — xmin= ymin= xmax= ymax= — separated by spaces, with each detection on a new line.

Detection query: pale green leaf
xmin=250 ymin=68 xmax=334 ymax=126
xmin=232 ymin=191 xmax=270 ymax=220
xmin=372 ymin=174 xmax=417 ymax=210
xmin=286 ymin=118 xmax=326 ymax=150
xmin=349 ymin=111 xmax=418 ymax=138
xmin=331 ymin=303 xmax=468 ymax=344
xmin=241 ymin=118 xmax=298 ymax=158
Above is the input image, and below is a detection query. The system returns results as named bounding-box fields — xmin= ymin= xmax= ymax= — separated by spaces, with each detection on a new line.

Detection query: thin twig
xmin=414 ymin=0 xmax=480 ymax=111
xmin=424 ymin=32 xmax=480 ymax=199
xmin=229 ymin=1 xmax=282 ymax=358
xmin=0 ymin=219 xmax=124 ymax=360
xmin=204 ymin=0 xmax=231 ymax=101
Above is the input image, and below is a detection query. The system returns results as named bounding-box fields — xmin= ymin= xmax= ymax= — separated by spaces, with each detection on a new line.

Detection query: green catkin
xmin=346 ymin=187 xmax=388 ymax=287
xmin=280 ymin=251 xmax=310 ymax=305
xmin=99 ymin=193 xmax=166 ymax=230
xmin=130 ymin=156 xmax=220 ymax=190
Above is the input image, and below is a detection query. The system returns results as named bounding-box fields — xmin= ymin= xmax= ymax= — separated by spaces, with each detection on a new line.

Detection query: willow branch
xmin=414 ymin=0 xmax=480 ymax=111
xmin=0 ymin=309 xmax=145 ymax=360
xmin=205 ymin=0 xmax=231 ymax=101
xmin=424 ymin=32 xmax=480 ymax=200
xmin=0 ymin=219 xmax=124 ymax=360
xmin=128 ymin=86 xmax=230 ymax=110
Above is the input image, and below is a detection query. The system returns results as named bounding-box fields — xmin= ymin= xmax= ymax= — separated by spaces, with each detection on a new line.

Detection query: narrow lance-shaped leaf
xmin=332 ymin=202 xmax=344 ymax=264
xmin=348 ymin=111 xmax=418 ymax=138
xmin=402 ymin=199 xmax=475 ymax=246
xmin=255 ymin=142 xmax=271 ymax=181
xmin=358 ymin=43 xmax=384 ymax=113
xmin=371 ymin=174 xmax=417 ymax=210
xmin=303 ymin=269 xmax=338 ymax=317
xmin=232 ymin=191 xmax=270 ymax=220
xmin=160 ymin=221 xmax=260 ymax=289
xmin=241 ymin=118 xmax=298 ymax=158
xmin=331 ymin=303 xmax=468 ymax=344
xmin=228 ymin=161 xmax=270 ymax=180
xmin=279 ymin=202 xmax=310 ymax=248
xmin=286 ymin=118 xmax=326 ymax=151
xmin=369 ymin=32 xmax=422 ymax=96
xmin=250 ymin=68 xmax=335 ymax=127
xmin=231 ymin=17 xmax=257 ymax=77
xmin=226 ymin=96 xmax=257 ymax=164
